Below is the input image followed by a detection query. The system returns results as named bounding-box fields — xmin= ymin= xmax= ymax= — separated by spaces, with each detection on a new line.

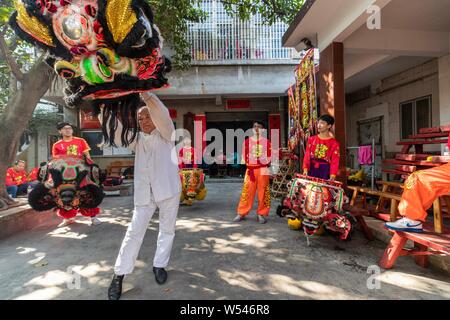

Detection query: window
xmin=400 ymin=96 xmax=431 ymax=139
xmin=81 ymin=131 xmax=133 ymax=157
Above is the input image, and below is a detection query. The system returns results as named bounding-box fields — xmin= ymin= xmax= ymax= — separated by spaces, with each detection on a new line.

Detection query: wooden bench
xmin=375 ymin=180 xmax=404 ymax=212
xmin=379 ymin=223 xmax=450 ymax=269
xmin=347 ymin=186 xmax=402 ymax=222
xmin=106 ymin=161 xmax=134 ymax=179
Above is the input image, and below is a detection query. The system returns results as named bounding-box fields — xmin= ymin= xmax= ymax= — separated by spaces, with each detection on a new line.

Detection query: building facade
xmin=282 ymin=0 xmax=450 ymax=180
xmin=44 ymin=0 xmax=300 ymax=171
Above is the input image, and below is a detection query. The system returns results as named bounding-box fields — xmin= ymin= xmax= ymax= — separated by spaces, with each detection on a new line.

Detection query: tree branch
xmin=0 ymin=26 xmax=24 ymax=81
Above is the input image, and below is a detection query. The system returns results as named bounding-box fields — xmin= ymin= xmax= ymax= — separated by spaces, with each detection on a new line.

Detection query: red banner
xmin=226 ymin=99 xmax=250 ymax=109
xmin=169 ymin=108 xmax=177 ymax=119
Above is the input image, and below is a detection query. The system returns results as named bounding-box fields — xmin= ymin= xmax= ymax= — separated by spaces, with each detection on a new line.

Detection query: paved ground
xmin=0 ymin=182 xmax=449 ymax=300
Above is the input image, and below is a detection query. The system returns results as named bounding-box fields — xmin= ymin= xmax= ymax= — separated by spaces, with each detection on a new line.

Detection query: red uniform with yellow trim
xmin=237 ymin=136 xmax=272 ymax=216
xmin=303 ymin=135 xmax=340 ymax=179
xmin=52 ymin=137 xmax=91 ymax=159
xmin=398 ymin=135 xmax=450 ymax=222
xmin=6 ymin=168 xmax=27 ymax=186
xmin=178 ymin=147 xmax=197 ymax=169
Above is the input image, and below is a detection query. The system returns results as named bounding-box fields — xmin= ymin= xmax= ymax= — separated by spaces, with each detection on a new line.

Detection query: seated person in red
xmin=27 ymin=166 xmax=40 ymax=189
xmin=385 ymin=134 xmax=450 ymax=233
xmin=52 ymin=122 xmax=101 ymax=227
xmin=6 ymin=160 xmax=28 ymax=198
xmin=303 ymin=115 xmax=340 ymax=180
xmin=178 ymin=137 xmax=197 ymax=169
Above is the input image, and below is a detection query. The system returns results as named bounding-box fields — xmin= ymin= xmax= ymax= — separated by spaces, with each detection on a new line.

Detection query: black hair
xmin=253 ymin=121 xmax=266 ymax=128
xmin=318 ymin=114 xmax=335 ymax=126
xmin=57 ymin=122 xmax=76 ymax=131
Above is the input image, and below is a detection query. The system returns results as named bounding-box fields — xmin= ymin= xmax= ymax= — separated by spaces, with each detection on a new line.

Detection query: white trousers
xmin=114 ymin=192 xmax=180 ymax=275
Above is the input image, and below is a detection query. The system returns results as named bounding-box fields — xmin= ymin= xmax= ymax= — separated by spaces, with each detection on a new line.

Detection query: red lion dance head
xmin=9 ymin=0 xmax=170 ymax=146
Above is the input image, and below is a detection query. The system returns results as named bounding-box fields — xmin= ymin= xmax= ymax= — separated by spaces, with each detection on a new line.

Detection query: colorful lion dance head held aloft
xmin=10 ymin=0 xmax=170 ymax=146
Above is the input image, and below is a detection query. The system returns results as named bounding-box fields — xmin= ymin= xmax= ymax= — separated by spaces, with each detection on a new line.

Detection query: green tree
xmin=0 ymin=0 xmax=304 ymax=209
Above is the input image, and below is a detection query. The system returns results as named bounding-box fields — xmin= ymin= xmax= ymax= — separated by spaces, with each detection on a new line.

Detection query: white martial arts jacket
xmin=99 ymin=98 xmax=181 ymax=205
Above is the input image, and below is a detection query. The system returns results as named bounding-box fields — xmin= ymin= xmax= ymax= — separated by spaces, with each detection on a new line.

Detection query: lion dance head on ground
xmin=28 ymin=157 xmax=104 ymax=214
xmin=278 ymin=174 xmax=355 ymax=241
xmin=179 ymin=169 xmax=207 ymax=206
xmin=9 ymin=0 xmax=170 ymax=146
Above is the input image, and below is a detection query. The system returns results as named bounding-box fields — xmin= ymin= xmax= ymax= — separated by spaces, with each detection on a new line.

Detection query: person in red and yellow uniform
xmin=385 ymin=134 xmax=450 ymax=233
xmin=178 ymin=137 xmax=197 ymax=169
xmin=27 ymin=167 xmax=39 ymax=182
xmin=235 ymin=121 xmax=272 ymax=224
xmin=52 ymin=122 xmax=101 ymax=227
xmin=6 ymin=160 xmax=28 ymax=198
xmin=303 ymin=115 xmax=340 ymax=180
xmin=52 ymin=122 xmax=92 ymax=162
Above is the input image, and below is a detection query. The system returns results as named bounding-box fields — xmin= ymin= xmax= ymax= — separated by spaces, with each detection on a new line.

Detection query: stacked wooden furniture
xmin=382 ymin=126 xmax=450 ymax=179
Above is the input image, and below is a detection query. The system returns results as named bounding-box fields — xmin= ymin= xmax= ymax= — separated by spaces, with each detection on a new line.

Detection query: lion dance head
xmin=180 ymin=169 xmax=207 ymax=206
xmin=28 ymin=157 xmax=104 ymax=212
xmin=10 ymin=0 xmax=170 ymax=146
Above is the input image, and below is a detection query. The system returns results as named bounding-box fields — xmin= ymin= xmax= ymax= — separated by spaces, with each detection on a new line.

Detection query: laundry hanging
xmin=358 ymin=145 xmax=373 ymax=165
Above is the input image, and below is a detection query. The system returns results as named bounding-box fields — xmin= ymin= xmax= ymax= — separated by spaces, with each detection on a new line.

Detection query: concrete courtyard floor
xmin=0 ymin=182 xmax=449 ymax=300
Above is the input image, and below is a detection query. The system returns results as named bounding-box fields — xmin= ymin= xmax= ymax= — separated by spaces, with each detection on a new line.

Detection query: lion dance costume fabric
xmin=278 ymin=174 xmax=354 ymax=240
xmin=9 ymin=0 xmax=170 ymax=146
xmin=179 ymin=169 xmax=207 ymax=206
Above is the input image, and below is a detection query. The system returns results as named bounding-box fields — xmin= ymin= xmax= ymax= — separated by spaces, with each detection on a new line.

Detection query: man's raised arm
xmin=141 ymin=92 xmax=175 ymax=143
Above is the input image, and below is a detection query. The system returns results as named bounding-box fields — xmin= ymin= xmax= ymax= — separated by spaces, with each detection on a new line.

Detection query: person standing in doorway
xmin=178 ymin=137 xmax=197 ymax=169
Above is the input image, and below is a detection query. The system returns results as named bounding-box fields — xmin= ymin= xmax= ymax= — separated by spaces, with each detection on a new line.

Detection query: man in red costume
xmin=235 ymin=121 xmax=272 ymax=224
xmin=386 ymin=134 xmax=450 ymax=233
xmin=6 ymin=160 xmax=28 ymax=198
xmin=303 ymin=115 xmax=340 ymax=180
xmin=178 ymin=137 xmax=197 ymax=169
xmin=52 ymin=122 xmax=101 ymax=227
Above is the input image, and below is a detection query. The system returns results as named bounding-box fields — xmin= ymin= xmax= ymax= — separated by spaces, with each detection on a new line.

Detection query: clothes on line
xmin=358 ymin=145 xmax=373 ymax=165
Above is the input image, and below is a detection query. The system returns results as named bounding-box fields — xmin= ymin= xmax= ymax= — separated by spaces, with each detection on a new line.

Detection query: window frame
xmin=399 ymin=95 xmax=432 ymax=140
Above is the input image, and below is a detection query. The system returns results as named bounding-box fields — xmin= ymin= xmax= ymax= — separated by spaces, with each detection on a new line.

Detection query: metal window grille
xmin=186 ymin=0 xmax=296 ymax=61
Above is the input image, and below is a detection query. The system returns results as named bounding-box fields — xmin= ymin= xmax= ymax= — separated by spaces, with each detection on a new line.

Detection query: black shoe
xmin=153 ymin=267 xmax=167 ymax=285
xmin=108 ymin=274 xmax=124 ymax=300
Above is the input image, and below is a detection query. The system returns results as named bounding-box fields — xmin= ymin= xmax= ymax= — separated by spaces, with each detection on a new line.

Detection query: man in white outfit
xmin=99 ymin=92 xmax=181 ymax=300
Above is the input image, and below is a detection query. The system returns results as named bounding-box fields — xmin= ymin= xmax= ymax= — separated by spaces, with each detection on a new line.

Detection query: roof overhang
xmin=282 ymin=0 xmax=392 ymax=51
